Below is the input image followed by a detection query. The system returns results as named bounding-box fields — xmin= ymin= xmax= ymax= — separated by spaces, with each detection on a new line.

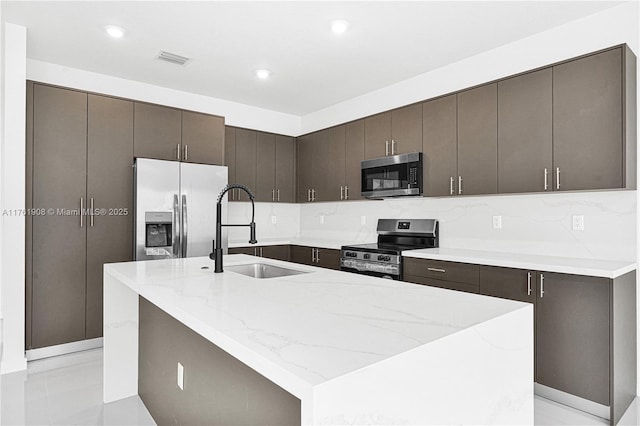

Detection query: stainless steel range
xmin=340 ymin=219 xmax=439 ymax=280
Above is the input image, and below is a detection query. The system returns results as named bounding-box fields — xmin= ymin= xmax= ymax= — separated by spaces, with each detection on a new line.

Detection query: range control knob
xmin=346 ymin=252 xmax=357 ymax=258
xmin=363 ymin=253 xmax=371 ymax=260
xmin=377 ymin=255 xmax=391 ymax=261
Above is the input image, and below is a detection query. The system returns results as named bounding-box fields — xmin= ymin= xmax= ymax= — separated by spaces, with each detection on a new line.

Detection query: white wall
xmin=0 ymin=23 xmax=27 ymax=374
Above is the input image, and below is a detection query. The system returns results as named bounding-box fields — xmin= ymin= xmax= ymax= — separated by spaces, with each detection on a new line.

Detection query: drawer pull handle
xmin=540 ymin=273 xmax=545 ymax=298
xmin=527 ymin=272 xmax=532 ymax=296
xmin=427 ymin=267 xmax=446 ymax=273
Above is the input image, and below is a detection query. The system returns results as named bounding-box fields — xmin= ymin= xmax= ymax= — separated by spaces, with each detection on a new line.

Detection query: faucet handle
xmin=209 ymin=239 xmax=216 ymax=260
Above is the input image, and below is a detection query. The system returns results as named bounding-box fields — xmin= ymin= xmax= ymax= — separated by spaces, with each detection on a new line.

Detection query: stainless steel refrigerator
xmin=134 ymin=158 xmax=228 ymax=260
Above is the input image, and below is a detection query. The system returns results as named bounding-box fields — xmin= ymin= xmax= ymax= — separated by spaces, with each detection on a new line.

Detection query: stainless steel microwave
xmin=361 ymin=152 xmax=423 ymax=198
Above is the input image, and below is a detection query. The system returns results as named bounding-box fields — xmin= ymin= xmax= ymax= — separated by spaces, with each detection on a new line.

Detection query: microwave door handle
xmin=173 ymin=194 xmax=180 ymax=257
xmin=182 ymin=195 xmax=188 ymax=257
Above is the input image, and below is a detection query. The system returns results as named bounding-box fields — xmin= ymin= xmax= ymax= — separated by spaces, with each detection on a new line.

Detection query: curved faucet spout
xmin=210 ymin=184 xmax=258 ymax=273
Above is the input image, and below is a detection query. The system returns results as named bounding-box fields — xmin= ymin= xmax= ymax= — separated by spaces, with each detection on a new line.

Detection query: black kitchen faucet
xmin=210 ymin=184 xmax=257 ymax=273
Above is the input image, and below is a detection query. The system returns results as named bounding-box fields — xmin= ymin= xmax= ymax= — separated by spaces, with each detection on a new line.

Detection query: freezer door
xmin=180 ymin=163 xmax=228 ymax=257
xmin=134 ymin=158 xmax=180 ymax=260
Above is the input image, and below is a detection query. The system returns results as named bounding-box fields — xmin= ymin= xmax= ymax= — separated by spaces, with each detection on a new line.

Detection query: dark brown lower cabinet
xmin=289 ymin=245 xmax=340 ymax=270
xmin=479 ymin=265 xmax=636 ymax=425
xmin=403 ymin=258 xmax=480 ymax=294
xmin=228 ymin=245 xmax=290 ymax=262
xmin=139 ymin=297 xmax=301 ymax=426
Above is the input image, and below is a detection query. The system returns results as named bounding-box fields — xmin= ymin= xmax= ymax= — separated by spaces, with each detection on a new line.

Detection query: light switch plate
xmin=320 ymin=215 xmax=325 ymax=225
xmin=361 ymin=216 xmax=366 ymax=226
xmin=271 ymin=215 xmax=277 ymax=225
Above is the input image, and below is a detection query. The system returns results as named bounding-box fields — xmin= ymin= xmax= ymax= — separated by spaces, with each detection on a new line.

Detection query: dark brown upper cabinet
xmin=345 ymin=120 xmax=365 ymax=200
xmin=553 ymin=47 xmax=635 ymax=191
xmin=135 ymin=102 xmax=224 ymax=165
xmin=233 ymin=128 xmax=257 ymax=202
xmin=181 ymin=110 xmax=224 ymax=165
xmin=422 ymin=94 xmax=458 ymax=196
xmin=318 ymin=126 xmax=346 ymax=202
xmin=133 ymin=102 xmax=182 ymax=162
xmin=457 ymin=83 xmax=498 ymax=196
xmin=224 ymin=126 xmax=237 ymax=194
xmin=275 ymin=135 xmax=296 ymax=203
xmin=364 ymin=104 xmax=422 ymax=159
xmin=256 ymin=131 xmax=276 ymax=202
xmin=296 ymin=132 xmax=315 ymax=203
xmin=498 ymin=69 xmax=553 ymax=193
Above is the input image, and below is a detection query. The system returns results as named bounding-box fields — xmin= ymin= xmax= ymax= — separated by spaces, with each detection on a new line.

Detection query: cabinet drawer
xmin=404 ymin=274 xmax=479 ymax=294
xmin=403 ymin=258 xmax=479 ymax=285
xmin=479 ymin=265 xmax=535 ymax=303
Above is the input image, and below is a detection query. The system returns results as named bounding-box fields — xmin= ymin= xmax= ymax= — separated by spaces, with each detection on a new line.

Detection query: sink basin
xmin=225 ymin=263 xmax=309 ymax=279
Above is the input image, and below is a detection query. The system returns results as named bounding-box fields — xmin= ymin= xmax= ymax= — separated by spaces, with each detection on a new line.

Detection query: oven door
xmin=340 ymin=259 xmax=401 ymax=281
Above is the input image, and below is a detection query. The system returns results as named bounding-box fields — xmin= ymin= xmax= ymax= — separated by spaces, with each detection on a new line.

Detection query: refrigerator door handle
xmin=182 ymin=194 xmax=188 ymax=257
xmin=173 ymin=194 xmax=180 ymax=257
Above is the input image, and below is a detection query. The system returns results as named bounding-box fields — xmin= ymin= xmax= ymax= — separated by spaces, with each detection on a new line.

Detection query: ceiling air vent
xmin=157 ymin=51 xmax=190 ymax=66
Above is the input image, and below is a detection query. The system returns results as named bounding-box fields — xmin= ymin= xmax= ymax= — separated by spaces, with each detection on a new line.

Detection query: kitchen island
xmin=104 ymin=255 xmax=533 ymax=425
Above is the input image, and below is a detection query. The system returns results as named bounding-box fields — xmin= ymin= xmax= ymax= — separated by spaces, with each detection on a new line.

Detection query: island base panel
xmin=138 ymin=296 xmax=301 ymax=426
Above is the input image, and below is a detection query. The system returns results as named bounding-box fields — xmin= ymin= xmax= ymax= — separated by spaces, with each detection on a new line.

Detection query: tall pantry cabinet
xmin=26 ymin=82 xmax=134 ymax=350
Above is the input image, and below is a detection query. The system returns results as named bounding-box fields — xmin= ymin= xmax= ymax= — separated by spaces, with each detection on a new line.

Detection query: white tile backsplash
xmin=300 ymin=191 xmax=637 ymax=261
xmin=227 ymin=202 xmax=301 ymax=244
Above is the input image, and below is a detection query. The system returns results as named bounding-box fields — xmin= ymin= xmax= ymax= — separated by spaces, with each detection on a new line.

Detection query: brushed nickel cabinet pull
xmin=458 ymin=176 xmax=463 ymax=195
xmin=315 ymin=248 xmax=320 ymax=263
xmin=544 ymin=168 xmax=548 ymax=191
xmin=450 ymin=177 xmax=455 ymax=195
xmin=340 ymin=186 xmax=344 ymax=200
xmin=184 ymin=144 xmax=188 ymax=161
xmin=527 ymin=272 xmax=532 ymax=296
xmin=345 ymin=186 xmax=349 ymax=200
xmin=540 ymin=274 xmax=545 ymax=298
xmin=556 ymin=167 xmax=560 ymax=190
xmin=176 ymin=144 xmax=181 ymax=161
xmin=307 ymin=189 xmax=311 ymax=202
xmin=272 ymin=189 xmax=275 ymax=202
xmin=427 ymin=267 xmax=446 ymax=273
xmin=80 ymin=197 xmax=84 ymax=228
xmin=277 ymin=189 xmax=280 ymax=202
xmin=90 ymin=197 xmax=94 ymax=227
xmin=385 ymin=140 xmax=389 ymax=156
xmin=392 ymin=139 xmax=396 ymax=155
xmin=312 ymin=189 xmax=316 ymax=202
xmin=311 ymin=247 xmax=316 ymax=263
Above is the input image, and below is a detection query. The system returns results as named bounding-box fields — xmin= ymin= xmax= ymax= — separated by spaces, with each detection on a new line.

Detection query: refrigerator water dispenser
xmin=145 ymin=211 xmax=173 ymax=256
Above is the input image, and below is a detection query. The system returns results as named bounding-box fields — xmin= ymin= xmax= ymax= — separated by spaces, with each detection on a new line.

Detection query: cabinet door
xmin=391 ymin=104 xmax=422 ymax=155
xmin=364 ymin=111 xmax=392 ymax=159
xmin=422 ymin=95 xmax=458 ymax=196
xmin=316 ymin=126 xmax=345 ymax=202
xmin=479 ymin=266 xmax=535 ymax=303
xmin=289 ymin=245 xmax=314 ymax=266
xmin=86 ymin=94 xmax=134 ymax=339
xmin=553 ymin=48 xmax=623 ymax=191
xmin=255 ymin=132 xmax=276 ymax=202
xmin=261 ymin=245 xmax=290 ymax=262
xmin=535 ymin=272 xmax=610 ymax=405
xmin=498 ymin=69 xmax=552 ymax=193
xmin=181 ymin=111 xmax=224 ymax=165
xmin=228 ymin=247 xmax=255 ymax=255
xmin=275 ymin=135 xmax=295 ymax=203
xmin=133 ymin=102 xmax=182 ymax=161
xmin=234 ymin=128 xmax=257 ymax=201
xmin=31 ymin=84 xmax=87 ymax=348
xmin=296 ymin=134 xmax=314 ymax=202
xmin=316 ymin=248 xmax=341 ymax=270
xmin=345 ymin=120 xmax=364 ymax=200
xmin=457 ymin=83 xmax=498 ymax=195
xmin=224 ymin=126 xmax=237 ymax=202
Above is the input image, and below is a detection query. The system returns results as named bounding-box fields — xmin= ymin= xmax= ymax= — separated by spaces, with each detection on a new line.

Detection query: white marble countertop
xmin=104 ymin=254 xmax=528 ymax=399
xmin=404 ymin=248 xmax=636 ymax=279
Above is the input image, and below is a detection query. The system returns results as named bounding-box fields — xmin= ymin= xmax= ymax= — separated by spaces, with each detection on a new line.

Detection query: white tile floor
xmin=0 ymin=348 xmax=638 ymax=425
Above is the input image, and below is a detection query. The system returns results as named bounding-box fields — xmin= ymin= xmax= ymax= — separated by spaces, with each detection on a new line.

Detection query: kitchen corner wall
xmin=300 ymin=191 xmax=637 ymax=262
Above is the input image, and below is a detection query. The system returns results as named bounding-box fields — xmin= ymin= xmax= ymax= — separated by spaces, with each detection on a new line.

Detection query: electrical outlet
xmin=572 ymin=215 xmax=584 ymax=231
xmin=320 ymin=215 xmax=325 ymax=225
xmin=492 ymin=215 xmax=502 ymax=229
xmin=271 ymin=215 xmax=277 ymax=225
xmin=177 ymin=362 xmax=184 ymax=390
xmin=360 ymin=216 xmax=366 ymax=226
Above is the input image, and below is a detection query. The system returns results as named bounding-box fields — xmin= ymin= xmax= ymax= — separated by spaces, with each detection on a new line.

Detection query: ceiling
xmin=2 ymin=1 xmax=625 ymax=116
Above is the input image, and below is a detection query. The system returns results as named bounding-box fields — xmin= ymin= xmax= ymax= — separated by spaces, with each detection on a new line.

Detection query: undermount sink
xmin=225 ymin=263 xmax=309 ymax=279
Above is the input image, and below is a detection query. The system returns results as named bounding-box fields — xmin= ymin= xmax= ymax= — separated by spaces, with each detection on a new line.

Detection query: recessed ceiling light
xmin=331 ymin=20 xmax=349 ymax=34
xmin=256 ymin=69 xmax=271 ymax=80
xmin=105 ymin=25 xmax=125 ymax=38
